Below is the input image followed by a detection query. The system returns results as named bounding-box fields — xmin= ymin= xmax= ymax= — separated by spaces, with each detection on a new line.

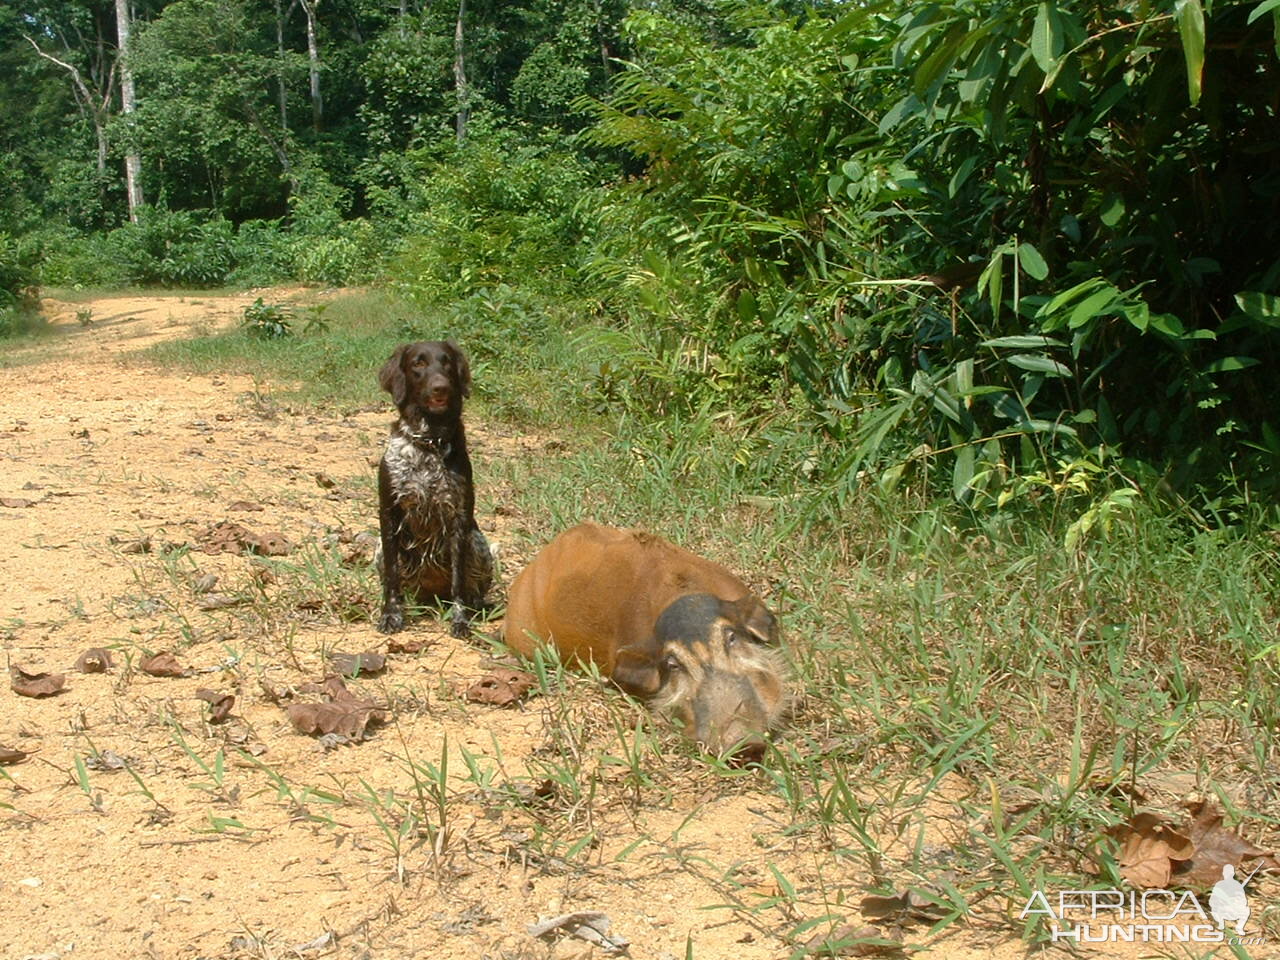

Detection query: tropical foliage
xmin=2 ymin=0 xmax=1277 ymax=516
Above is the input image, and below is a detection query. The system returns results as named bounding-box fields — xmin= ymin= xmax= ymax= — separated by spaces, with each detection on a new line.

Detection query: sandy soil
xmin=0 ymin=292 xmax=1257 ymax=960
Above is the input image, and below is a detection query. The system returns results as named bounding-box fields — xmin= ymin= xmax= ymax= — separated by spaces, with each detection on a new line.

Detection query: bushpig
xmin=502 ymin=523 xmax=787 ymax=760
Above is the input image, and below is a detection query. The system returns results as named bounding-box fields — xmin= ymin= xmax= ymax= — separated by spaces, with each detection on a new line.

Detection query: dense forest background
xmin=2 ymin=0 xmax=1279 ymax=526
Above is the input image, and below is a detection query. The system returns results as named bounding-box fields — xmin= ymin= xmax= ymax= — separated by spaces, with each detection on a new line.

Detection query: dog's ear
xmin=378 ymin=345 xmax=410 ymax=407
xmin=447 ymin=339 xmax=471 ymax=398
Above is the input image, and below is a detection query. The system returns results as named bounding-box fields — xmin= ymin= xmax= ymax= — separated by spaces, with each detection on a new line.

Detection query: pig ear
xmin=378 ymin=345 xmax=410 ymax=407
xmin=735 ymin=596 xmax=780 ymax=645
xmin=447 ymin=339 xmax=471 ymax=398
xmin=611 ymin=649 xmax=662 ymax=697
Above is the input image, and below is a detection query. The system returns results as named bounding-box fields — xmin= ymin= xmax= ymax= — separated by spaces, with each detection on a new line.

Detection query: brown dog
xmin=503 ymin=523 xmax=786 ymax=759
xmin=376 ymin=340 xmax=492 ymax=638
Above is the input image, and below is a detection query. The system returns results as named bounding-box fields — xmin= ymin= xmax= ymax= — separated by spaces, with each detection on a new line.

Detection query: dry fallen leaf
xmin=527 ymin=911 xmax=628 ymax=954
xmin=0 ymin=497 xmax=37 ymax=508
xmin=246 ymin=530 xmax=292 ymax=556
xmin=1104 ymin=812 xmax=1195 ymax=888
xmin=10 ymin=667 xmax=66 ymax=698
xmin=110 ymin=535 xmax=152 ymax=554
xmin=226 ymin=500 xmax=263 ymax=511
xmin=287 ymin=674 xmax=385 ymax=740
xmin=805 ymin=923 xmax=904 ymax=958
xmin=287 ymin=700 xmax=385 ymax=740
xmin=191 ymin=572 xmax=220 ymax=594
xmin=328 ymin=651 xmax=386 ymax=677
xmin=860 ymin=889 xmax=947 ymax=923
xmin=466 ymin=669 xmax=537 ymax=707
xmin=196 ymin=688 xmax=235 ymax=724
xmin=0 ymin=745 xmax=30 ymax=765
xmin=387 ymin=638 xmax=428 ymax=654
xmin=139 ymin=651 xmax=186 ymax=678
xmin=74 ymin=648 xmax=115 ymax=673
xmin=197 ymin=521 xmax=291 ymax=556
xmin=197 ymin=593 xmax=245 ymax=610
xmin=1173 ymin=800 xmax=1279 ymax=887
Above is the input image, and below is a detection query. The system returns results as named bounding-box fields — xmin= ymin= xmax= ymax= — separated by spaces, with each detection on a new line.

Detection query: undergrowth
xmin=126 ymin=286 xmax=1280 ymax=950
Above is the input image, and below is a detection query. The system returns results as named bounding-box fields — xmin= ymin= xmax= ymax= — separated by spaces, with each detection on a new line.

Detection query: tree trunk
xmin=453 ymin=0 xmax=468 ymax=141
xmin=24 ymin=37 xmax=110 ymax=181
xmin=275 ymin=0 xmax=293 ymax=133
xmin=299 ymin=0 xmax=322 ymax=131
xmin=115 ymin=0 xmax=145 ymax=220
xmin=592 ymin=0 xmax=613 ymax=75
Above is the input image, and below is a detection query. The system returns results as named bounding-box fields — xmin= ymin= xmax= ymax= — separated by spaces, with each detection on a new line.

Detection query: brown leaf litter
xmin=1102 ymin=800 xmax=1278 ymax=889
xmin=197 ymin=520 xmax=292 ymax=556
xmin=466 ymin=669 xmax=537 ymax=707
xmin=139 ymin=651 xmax=186 ymax=678
xmin=286 ymin=675 xmax=386 ymax=740
xmin=74 ymin=648 xmax=114 ymax=673
xmin=10 ymin=666 xmax=66 ymax=698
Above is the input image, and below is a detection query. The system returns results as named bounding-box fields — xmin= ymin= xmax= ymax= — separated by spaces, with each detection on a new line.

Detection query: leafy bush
xmin=387 ymin=125 xmax=602 ymax=299
xmin=294 ymin=219 xmax=382 ymax=287
xmin=106 ymin=207 xmax=236 ymax=286
xmin=227 ymin=220 xmax=297 ymax=287
xmin=0 ymin=232 xmax=43 ymax=338
xmin=241 ymin=297 xmax=293 ymax=339
xmin=584 ymin=0 xmax=1280 ymax=514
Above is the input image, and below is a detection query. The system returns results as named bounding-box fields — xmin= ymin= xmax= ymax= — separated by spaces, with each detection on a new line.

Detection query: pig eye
xmin=662 ymin=654 xmax=682 ymax=673
xmin=723 ymin=628 xmax=739 ymax=648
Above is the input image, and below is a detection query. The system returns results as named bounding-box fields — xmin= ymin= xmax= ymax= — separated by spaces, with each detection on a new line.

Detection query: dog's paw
xmin=378 ymin=609 xmax=405 ymax=634
xmin=449 ymin=615 xmax=471 ymax=640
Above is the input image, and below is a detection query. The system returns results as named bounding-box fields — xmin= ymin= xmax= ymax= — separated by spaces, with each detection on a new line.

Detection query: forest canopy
xmin=2 ymin=0 xmax=1278 ymax=521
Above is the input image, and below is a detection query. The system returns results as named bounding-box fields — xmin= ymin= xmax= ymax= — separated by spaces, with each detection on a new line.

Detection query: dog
xmin=376 ymin=340 xmax=492 ymax=638
xmin=503 ymin=523 xmax=786 ymax=760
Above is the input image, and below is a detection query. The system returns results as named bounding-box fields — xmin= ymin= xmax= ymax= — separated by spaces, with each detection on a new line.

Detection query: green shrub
xmin=227 ymin=220 xmax=296 ymax=287
xmin=241 ymin=297 xmax=293 ymax=339
xmin=387 ymin=126 xmax=601 ymax=299
xmin=108 ymin=207 xmax=236 ymax=287
xmin=293 ymin=218 xmax=382 ymax=286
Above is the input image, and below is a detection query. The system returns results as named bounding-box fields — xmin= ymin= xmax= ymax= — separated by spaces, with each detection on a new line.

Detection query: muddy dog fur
xmin=376 ymin=340 xmax=492 ymax=638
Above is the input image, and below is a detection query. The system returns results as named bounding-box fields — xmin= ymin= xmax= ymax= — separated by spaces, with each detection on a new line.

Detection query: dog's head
xmin=379 ymin=341 xmax=471 ymax=421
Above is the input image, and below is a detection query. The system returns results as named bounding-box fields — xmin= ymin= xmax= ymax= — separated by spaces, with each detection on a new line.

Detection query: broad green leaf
xmin=1236 ymin=291 xmax=1280 ymax=327
xmin=948 ymin=155 xmax=979 ymax=198
xmin=1204 ymin=355 xmax=1260 ymax=373
xmin=979 ymin=250 xmax=1003 ymax=323
xmin=736 ymin=289 xmax=757 ymax=323
xmin=1068 ymin=287 xmax=1118 ymax=328
xmin=1031 ymin=3 xmax=1061 ymax=74
xmin=1040 ymin=278 xmax=1110 ymax=316
xmin=980 ymin=335 xmax=1065 ymax=349
xmin=1017 ymin=242 xmax=1049 ymax=280
xmin=1148 ymin=313 xmax=1186 ymax=337
xmin=952 ymin=444 xmax=976 ymax=501
xmin=1246 ymin=0 xmax=1280 ymax=25
xmin=1099 ymin=193 xmax=1124 ymax=227
xmin=1174 ymin=0 xmax=1206 ymax=105
xmin=1008 ymin=353 xmax=1072 ymax=377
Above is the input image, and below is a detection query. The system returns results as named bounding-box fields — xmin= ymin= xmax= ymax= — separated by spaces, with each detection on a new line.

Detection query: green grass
xmin=121 ymin=281 xmax=1280 ymax=947
xmin=137 ymin=285 xmax=608 ymax=423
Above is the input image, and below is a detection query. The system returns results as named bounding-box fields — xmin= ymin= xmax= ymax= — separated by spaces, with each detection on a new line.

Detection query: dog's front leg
xmin=448 ymin=514 xmax=471 ymax=638
xmin=377 ymin=464 xmax=407 ymax=634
